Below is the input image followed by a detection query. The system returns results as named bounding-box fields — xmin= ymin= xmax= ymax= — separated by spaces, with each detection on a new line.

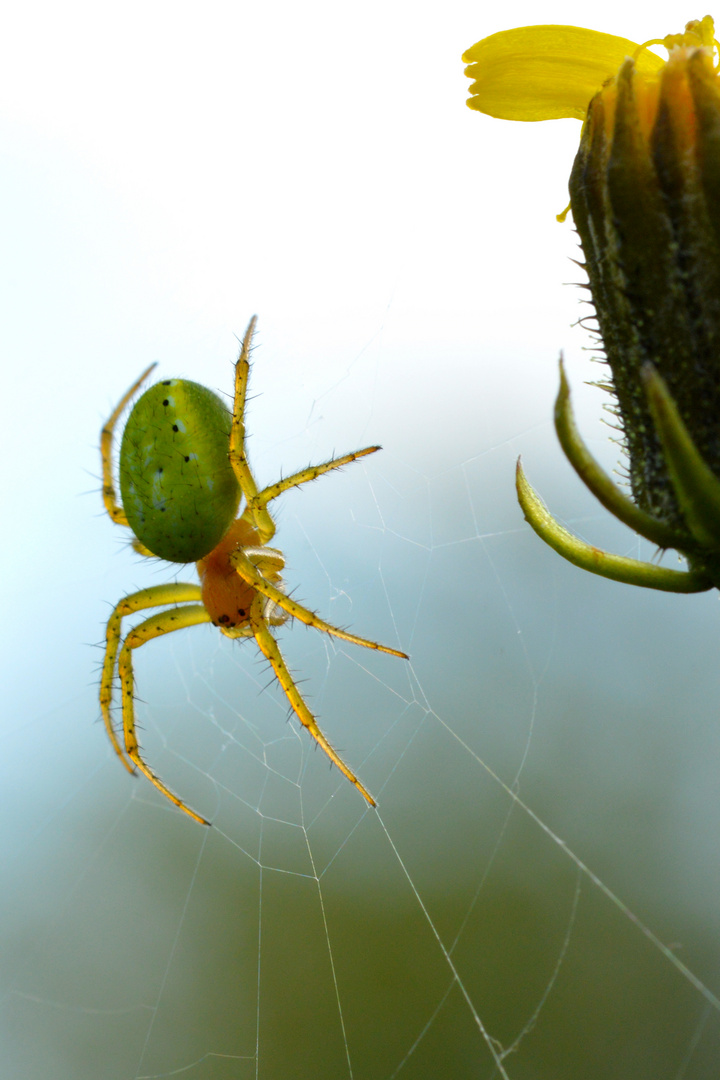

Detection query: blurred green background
xmin=2 ymin=1 xmax=720 ymax=1077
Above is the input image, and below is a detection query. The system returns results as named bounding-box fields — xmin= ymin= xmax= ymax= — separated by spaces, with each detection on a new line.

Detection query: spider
xmin=100 ymin=316 xmax=408 ymax=825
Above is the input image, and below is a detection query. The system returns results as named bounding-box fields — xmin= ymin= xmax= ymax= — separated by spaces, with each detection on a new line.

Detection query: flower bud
xmin=570 ymin=42 xmax=720 ymax=531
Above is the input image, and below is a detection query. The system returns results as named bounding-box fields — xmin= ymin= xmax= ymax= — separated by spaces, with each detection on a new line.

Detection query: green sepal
xmin=554 ymin=359 xmax=691 ymax=551
xmin=516 ymin=458 xmax=713 ymax=593
xmin=643 ymin=364 xmax=720 ymax=552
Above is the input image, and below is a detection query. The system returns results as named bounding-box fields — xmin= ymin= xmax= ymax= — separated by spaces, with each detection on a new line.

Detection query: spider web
xmin=3 ymin=0 xmax=720 ymax=1075
xmin=5 ymin=326 xmax=720 ymax=1079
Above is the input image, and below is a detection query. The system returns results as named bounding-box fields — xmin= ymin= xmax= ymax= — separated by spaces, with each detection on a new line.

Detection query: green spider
xmin=100 ymin=317 xmax=408 ymax=825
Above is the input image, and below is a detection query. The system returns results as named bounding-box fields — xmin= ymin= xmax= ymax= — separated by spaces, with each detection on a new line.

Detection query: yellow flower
xmin=462 ymin=18 xmax=714 ymax=121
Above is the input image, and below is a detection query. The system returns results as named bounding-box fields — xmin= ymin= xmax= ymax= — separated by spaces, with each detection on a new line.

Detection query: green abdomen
xmin=119 ymin=378 xmax=241 ymax=563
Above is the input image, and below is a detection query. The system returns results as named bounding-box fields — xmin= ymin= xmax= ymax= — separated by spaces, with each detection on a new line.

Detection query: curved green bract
xmin=554 ymin=360 xmax=691 ymax=552
xmin=120 ymin=379 xmax=241 ymax=563
xmin=516 ymin=459 xmax=713 ymax=593
xmin=642 ymin=365 xmax=720 ymax=553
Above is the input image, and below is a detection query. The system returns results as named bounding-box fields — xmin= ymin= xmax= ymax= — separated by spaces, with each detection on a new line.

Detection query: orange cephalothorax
xmin=196 ymin=517 xmax=274 ymax=630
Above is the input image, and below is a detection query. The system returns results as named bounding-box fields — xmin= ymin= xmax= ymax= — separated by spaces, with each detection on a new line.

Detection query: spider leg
xmin=228 ymin=317 xmax=384 ymax=546
xmin=248 ymin=594 xmax=376 ymax=805
xmin=230 ymin=548 xmax=409 ymax=659
xmin=228 ymin=316 xmax=278 ymax=543
xmin=101 ymin=583 xmax=203 ymax=773
xmin=101 ymin=363 xmax=157 ymax=526
xmin=252 ymin=445 xmax=381 ymax=511
xmin=118 ymin=603 xmax=213 ymax=825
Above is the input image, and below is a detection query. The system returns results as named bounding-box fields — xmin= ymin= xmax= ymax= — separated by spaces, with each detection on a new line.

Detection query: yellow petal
xmin=463 ymin=25 xmax=666 ymax=121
